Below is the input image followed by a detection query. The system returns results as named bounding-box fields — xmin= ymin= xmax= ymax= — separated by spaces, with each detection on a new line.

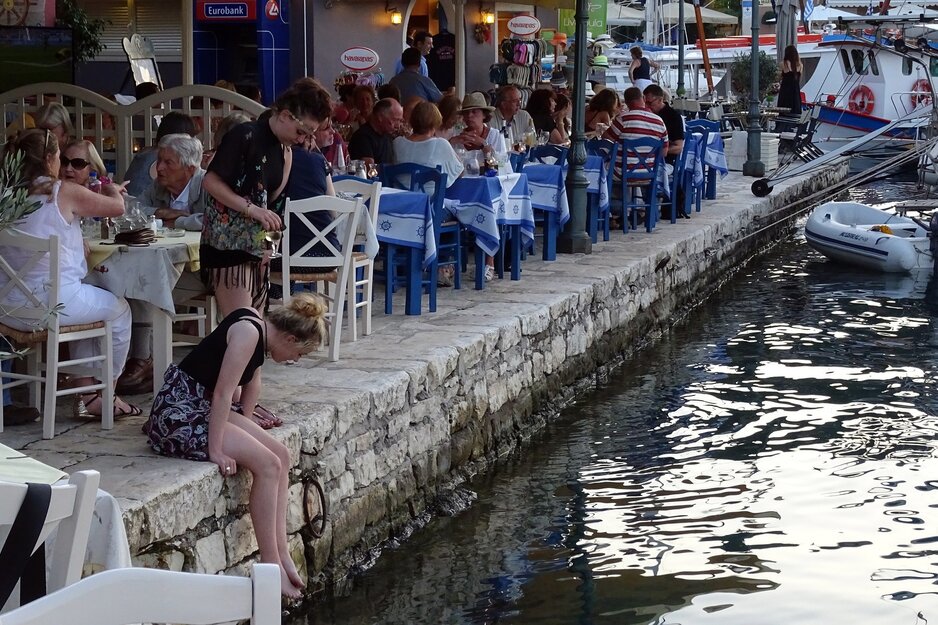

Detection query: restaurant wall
xmin=308 ymin=0 xmax=407 ymax=95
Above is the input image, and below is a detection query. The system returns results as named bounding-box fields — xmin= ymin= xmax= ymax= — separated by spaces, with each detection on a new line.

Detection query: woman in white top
xmin=450 ymin=92 xmax=506 ymax=156
xmin=393 ymin=101 xmax=464 ymax=187
xmin=0 ymin=129 xmax=139 ymax=419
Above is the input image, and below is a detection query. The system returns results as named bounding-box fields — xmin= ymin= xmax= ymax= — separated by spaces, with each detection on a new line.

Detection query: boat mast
xmin=645 ymin=0 xmax=657 ymax=45
xmin=693 ymin=0 xmax=715 ymax=95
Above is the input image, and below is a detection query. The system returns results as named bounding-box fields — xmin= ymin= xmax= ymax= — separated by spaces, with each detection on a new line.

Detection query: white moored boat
xmin=804 ymin=201 xmax=933 ymax=273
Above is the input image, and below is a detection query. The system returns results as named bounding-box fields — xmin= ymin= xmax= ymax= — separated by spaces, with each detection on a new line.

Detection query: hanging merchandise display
xmin=490 ymin=33 xmax=548 ymax=106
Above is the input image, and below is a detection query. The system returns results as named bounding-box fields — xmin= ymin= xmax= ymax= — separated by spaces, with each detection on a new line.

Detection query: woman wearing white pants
xmin=0 ymin=129 xmax=140 ymax=418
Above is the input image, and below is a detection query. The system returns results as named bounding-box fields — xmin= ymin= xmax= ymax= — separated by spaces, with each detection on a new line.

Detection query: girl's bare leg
xmin=229 ymin=412 xmax=305 ymax=589
xmin=221 ymin=413 xmax=302 ymax=598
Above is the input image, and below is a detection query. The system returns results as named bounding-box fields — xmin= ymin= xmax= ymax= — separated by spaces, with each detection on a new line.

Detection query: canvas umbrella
xmin=775 ymin=0 xmax=800 ymax=64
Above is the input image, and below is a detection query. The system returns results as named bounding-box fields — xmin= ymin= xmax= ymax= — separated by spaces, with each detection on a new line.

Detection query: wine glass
xmin=264 ymin=229 xmax=283 ymax=259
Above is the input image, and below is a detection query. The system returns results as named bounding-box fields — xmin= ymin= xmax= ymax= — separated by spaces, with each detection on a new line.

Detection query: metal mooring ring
xmin=302 ymin=476 xmax=328 ymax=539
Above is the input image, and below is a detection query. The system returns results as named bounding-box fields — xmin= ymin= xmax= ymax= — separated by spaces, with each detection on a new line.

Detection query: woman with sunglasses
xmin=201 ymin=78 xmax=333 ymax=317
xmin=0 ymin=129 xmax=139 ymax=420
xmin=59 ymin=140 xmax=109 ymax=188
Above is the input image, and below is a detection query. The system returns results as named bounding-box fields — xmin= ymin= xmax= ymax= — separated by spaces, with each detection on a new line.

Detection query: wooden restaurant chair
xmin=0 ymin=563 xmax=279 ymax=625
xmin=618 ymin=136 xmax=665 ymax=233
xmin=0 ymin=470 xmax=100 ymax=613
xmin=685 ymin=118 xmax=721 ymax=200
xmin=527 ymin=144 xmax=569 ymax=166
xmin=332 ymin=176 xmax=382 ymax=341
xmin=585 ymin=138 xmax=617 ymax=243
xmin=0 ymin=230 xmax=114 ymax=439
xmin=272 ymin=194 xmax=362 ymax=362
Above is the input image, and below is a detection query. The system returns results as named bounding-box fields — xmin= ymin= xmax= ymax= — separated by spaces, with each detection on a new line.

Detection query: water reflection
xmin=302 ymin=226 xmax=938 ymax=624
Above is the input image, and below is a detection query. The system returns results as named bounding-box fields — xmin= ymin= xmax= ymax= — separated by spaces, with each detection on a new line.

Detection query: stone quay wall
xmin=120 ymin=164 xmax=847 ymax=600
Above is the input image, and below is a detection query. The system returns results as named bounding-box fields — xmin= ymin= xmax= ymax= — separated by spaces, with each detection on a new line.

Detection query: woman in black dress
xmin=778 ymin=45 xmax=803 ymax=115
xmin=143 ymin=293 xmax=327 ymax=598
xmin=201 ymin=79 xmax=333 ymax=316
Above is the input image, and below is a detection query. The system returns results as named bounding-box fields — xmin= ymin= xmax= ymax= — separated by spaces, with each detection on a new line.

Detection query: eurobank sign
xmin=196 ymin=0 xmax=257 ymax=21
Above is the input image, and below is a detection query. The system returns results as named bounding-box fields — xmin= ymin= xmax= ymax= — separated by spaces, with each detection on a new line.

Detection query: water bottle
xmin=87 ymin=171 xmax=102 ymax=193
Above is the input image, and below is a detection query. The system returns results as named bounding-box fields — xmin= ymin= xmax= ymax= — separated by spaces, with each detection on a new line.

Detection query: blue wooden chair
xmin=618 ymin=136 xmax=665 ymax=233
xmin=684 ymin=133 xmax=705 ymax=214
xmin=585 ymin=138 xmax=617 ymax=243
xmin=686 ymin=119 xmax=720 ymax=200
xmin=666 ymin=135 xmax=693 ymax=224
xmin=380 ymin=163 xmax=457 ymax=314
xmin=527 ymin=144 xmax=569 ymax=165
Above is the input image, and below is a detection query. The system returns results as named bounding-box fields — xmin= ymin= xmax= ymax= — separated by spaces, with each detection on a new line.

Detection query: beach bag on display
xmin=490 ymin=63 xmax=509 ymax=85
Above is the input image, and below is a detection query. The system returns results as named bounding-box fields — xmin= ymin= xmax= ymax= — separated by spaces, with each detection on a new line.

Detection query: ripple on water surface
xmin=302 ymin=183 xmax=938 ymax=625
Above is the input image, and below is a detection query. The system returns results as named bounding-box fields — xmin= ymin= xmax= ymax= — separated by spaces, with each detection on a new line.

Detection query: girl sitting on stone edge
xmin=142 ymin=293 xmax=328 ymax=598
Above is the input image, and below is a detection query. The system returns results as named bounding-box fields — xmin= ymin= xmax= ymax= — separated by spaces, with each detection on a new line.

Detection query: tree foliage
xmin=55 ymin=0 xmax=109 ymax=64
xmin=730 ymin=51 xmax=780 ymax=103
xmin=0 ymin=150 xmax=41 ymax=232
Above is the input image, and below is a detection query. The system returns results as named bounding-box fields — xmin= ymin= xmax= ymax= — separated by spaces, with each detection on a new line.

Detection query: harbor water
xmin=302 ymin=180 xmax=938 ymax=625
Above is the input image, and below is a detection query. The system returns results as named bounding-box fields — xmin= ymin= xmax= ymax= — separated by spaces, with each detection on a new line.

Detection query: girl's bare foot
xmin=280 ymin=568 xmax=302 ymax=599
xmin=281 ymin=552 xmax=305 ymax=589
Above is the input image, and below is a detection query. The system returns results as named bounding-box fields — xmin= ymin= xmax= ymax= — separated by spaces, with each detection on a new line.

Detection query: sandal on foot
xmin=73 ymin=392 xmax=142 ymax=420
xmin=253 ymin=403 xmax=283 ymax=428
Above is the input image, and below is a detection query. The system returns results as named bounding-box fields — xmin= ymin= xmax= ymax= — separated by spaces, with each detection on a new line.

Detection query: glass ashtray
xmin=165 ymin=229 xmax=186 ymax=238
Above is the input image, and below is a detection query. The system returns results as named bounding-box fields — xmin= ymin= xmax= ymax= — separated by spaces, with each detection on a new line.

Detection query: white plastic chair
xmin=0 ymin=563 xmax=279 ymax=625
xmin=0 ymin=230 xmax=114 ymax=439
xmin=272 ymin=195 xmax=362 ymax=361
xmin=332 ymin=178 xmax=381 ymax=342
xmin=0 ymin=470 xmax=100 ymax=613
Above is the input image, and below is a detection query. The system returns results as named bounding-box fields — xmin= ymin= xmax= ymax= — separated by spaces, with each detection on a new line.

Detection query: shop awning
xmin=659 ymin=2 xmax=739 ymax=24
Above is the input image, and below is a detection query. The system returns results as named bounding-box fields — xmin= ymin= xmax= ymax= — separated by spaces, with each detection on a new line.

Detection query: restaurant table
xmin=0 ymin=444 xmax=132 ymax=599
xmin=525 ymin=155 xmax=609 ymax=257
xmin=85 ymin=231 xmax=202 ymax=397
xmin=375 ymin=187 xmax=435 ymax=315
xmin=445 ymin=173 xmax=535 ymax=289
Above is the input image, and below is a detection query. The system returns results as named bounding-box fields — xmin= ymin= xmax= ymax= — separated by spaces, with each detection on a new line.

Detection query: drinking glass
xmin=265 ymin=229 xmax=283 ymax=259
xmin=464 ymin=155 xmax=480 ymax=176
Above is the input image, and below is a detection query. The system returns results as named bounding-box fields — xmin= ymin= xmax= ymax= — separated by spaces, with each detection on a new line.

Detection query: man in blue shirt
xmin=393 ymin=30 xmax=432 ymax=76
xmin=389 ymin=48 xmax=443 ymax=103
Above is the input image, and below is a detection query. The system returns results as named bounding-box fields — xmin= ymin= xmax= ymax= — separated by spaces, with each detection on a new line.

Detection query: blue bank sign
xmin=197 ymin=0 xmax=257 ymax=21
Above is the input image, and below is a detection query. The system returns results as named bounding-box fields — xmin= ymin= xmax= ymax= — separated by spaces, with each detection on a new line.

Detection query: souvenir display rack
xmin=490 ymin=37 xmax=548 ymax=107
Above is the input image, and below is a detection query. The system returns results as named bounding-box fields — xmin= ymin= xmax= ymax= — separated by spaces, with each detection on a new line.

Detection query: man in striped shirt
xmin=602 ymin=86 xmax=668 ymax=183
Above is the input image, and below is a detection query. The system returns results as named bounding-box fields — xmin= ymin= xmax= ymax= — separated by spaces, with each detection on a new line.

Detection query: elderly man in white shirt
xmin=137 ymin=134 xmax=212 ymax=230
xmin=117 ymin=134 xmax=210 ymax=394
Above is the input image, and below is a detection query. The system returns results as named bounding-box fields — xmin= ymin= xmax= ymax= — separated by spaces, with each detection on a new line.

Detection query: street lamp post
xmin=742 ymin=0 xmax=765 ymax=177
xmin=557 ymin=0 xmax=592 ymax=255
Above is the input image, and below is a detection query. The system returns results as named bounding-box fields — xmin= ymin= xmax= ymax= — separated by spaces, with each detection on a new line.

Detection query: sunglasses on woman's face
xmin=60 ymin=156 xmax=90 ymax=169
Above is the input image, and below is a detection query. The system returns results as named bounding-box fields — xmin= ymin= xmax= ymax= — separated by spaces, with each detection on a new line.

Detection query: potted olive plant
xmin=0 ymin=150 xmax=41 ymax=365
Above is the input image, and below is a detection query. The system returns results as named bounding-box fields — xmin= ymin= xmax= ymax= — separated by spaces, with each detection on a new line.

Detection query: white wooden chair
xmin=0 ymin=470 xmax=100 ymax=613
xmin=332 ymin=178 xmax=381 ymax=341
xmin=272 ymin=195 xmax=362 ymax=361
xmin=0 ymin=230 xmax=114 ymax=439
xmin=0 ymin=563 xmax=280 ymax=625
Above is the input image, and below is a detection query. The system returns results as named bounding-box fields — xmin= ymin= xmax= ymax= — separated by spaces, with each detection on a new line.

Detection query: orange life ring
xmin=911 ymin=78 xmax=933 ymax=109
xmin=848 ymin=85 xmax=875 ymax=115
